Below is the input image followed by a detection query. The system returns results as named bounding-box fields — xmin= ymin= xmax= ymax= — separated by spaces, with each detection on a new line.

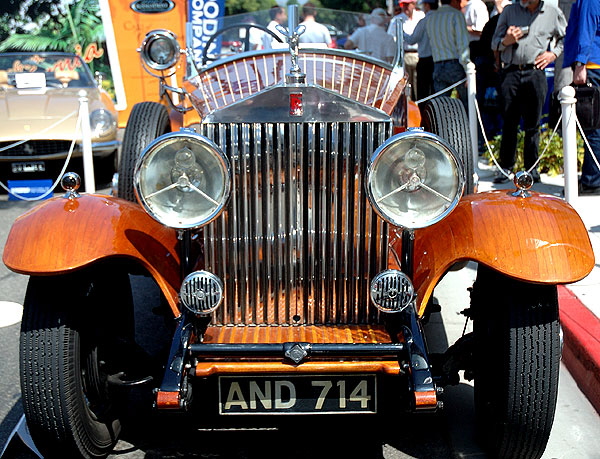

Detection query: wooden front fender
xmin=3 ymin=195 xmax=181 ymax=316
xmin=405 ymin=191 xmax=595 ymax=316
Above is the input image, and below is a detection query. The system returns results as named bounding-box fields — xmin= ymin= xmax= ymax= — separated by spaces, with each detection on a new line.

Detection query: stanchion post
xmin=78 ymin=90 xmax=96 ymax=194
xmin=466 ymin=62 xmax=478 ymax=179
xmin=559 ymin=85 xmax=577 ymax=203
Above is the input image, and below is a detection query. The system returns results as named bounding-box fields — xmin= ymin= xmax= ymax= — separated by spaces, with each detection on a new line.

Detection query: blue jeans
xmin=433 ymin=59 xmax=467 ymax=110
xmin=581 ymin=68 xmax=600 ymax=187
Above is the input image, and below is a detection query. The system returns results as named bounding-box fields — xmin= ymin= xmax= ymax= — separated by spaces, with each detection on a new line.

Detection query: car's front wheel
xmin=472 ymin=265 xmax=560 ymax=459
xmin=20 ymin=272 xmax=132 ymax=458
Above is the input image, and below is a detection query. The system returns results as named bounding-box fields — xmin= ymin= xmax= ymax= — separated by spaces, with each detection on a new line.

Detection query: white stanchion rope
xmin=0 ymin=110 xmax=77 ymax=152
xmin=414 ymin=77 xmax=468 ymax=106
xmin=0 ymin=109 xmax=82 ymax=201
xmin=575 ymin=116 xmax=600 ymax=173
xmin=418 ymin=74 xmax=600 ymax=182
xmin=472 ymin=96 xmax=599 ymax=181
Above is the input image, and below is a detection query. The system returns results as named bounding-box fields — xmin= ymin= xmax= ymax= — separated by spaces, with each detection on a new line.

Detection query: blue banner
xmin=188 ymin=0 xmax=225 ymax=65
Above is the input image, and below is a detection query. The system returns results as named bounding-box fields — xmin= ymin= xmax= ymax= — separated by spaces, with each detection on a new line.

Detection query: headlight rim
xmin=139 ymin=29 xmax=181 ymax=71
xmin=89 ymin=108 xmax=116 ymax=138
xmin=366 ymin=130 xmax=465 ymax=230
xmin=134 ymin=130 xmax=231 ymax=230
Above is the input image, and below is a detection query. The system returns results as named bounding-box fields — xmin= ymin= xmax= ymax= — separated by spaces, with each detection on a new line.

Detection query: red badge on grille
xmin=289 ymin=93 xmax=303 ymax=116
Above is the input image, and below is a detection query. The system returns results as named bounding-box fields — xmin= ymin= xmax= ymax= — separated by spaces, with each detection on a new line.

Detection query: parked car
xmin=0 ymin=52 xmax=119 ymax=187
xmin=2 ymin=6 xmax=594 ymax=459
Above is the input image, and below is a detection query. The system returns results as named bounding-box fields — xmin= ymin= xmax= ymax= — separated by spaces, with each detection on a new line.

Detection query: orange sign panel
xmin=104 ymin=0 xmax=188 ymax=126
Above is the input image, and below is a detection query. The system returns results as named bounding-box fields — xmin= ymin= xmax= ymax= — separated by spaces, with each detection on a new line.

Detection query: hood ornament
xmin=278 ymin=5 xmax=306 ymax=84
xmin=511 ymin=170 xmax=534 ymax=198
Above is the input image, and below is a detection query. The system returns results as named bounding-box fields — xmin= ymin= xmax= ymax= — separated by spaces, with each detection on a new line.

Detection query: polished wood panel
xmin=2 ymin=195 xmax=181 ymax=315
xmin=189 ymin=51 xmax=405 ymax=118
xmin=203 ymin=325 xmax=392 ymax=344
xmin=407 ymin=191 xmax=595 ymax=315
xmin=414 ymin=390 xmax=437 ymax=409
xmin=192 ymin=361 xmax=402 ymax=377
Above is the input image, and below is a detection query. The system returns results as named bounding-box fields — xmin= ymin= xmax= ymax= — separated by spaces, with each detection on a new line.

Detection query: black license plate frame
xmin=218 ymin=374 xmax=377 ymax=415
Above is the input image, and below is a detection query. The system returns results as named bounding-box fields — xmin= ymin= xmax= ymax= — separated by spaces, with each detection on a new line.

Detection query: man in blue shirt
xmin=563 ymin=0 xmax=600 ymax=194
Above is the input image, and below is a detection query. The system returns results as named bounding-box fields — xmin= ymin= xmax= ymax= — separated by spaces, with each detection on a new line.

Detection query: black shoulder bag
xmin=574 ymin=83 xmax=600 ymax=130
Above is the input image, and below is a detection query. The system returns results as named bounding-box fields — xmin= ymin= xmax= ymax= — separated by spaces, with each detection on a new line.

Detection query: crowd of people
xmin=250 ymin=1 xmax=599 ymax=194
xmin=354 ymin=0 xmax=599 ymax=193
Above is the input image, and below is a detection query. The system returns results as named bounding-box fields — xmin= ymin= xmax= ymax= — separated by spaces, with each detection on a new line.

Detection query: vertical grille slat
xmin=202 ymin=121 xmax=390 ymax=326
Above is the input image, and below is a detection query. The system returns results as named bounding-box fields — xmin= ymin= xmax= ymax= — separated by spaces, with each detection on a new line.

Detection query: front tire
xmin=472 ymin=265 xmax=560 ymax=459
xmin=118 ymin=102 xmax=170 ymax=201
xmin=420 ymin=96 xmax=474 ymax=194
xmin=20 ymin=272 xmax=132 ymax=458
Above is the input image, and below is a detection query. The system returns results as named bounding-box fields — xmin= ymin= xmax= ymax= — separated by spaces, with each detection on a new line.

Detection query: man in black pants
xmin=403 ymin=0 xmax=438 ymax=101
xmin=491 ymin=0 xmax=566 ymax=183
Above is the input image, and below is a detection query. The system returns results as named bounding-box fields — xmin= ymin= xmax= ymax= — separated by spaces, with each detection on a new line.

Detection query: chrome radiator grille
xmin=201 ymin=122 xmax=391 ymax=325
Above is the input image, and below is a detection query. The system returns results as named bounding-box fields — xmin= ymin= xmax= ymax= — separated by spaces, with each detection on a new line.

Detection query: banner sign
xmin=188 ymin=0 xmax=225 ymax=65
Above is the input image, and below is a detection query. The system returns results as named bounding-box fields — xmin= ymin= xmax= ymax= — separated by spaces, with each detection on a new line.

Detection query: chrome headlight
xmin=135 ymin=131 xmax=231 ymax=229
xmin=366 ymin=131 xmax=464 ymax=229
xmin=140 ymin=29 xmax=181 ymax=70
xmin=89 ymin=109 xmax=116 ymax=138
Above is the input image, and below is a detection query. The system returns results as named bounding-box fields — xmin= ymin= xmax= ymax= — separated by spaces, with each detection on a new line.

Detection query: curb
xmin=558 ymin=285 xmax=600 ymax=414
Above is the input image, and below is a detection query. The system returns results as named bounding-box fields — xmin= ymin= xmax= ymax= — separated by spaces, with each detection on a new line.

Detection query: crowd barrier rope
xmin=0 ymin=92 xmax=95 ymax=201
xmin=415 ymin=64 xmax=598 ymax=203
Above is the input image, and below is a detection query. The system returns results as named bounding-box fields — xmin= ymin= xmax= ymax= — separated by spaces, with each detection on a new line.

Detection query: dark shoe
xmin=493 ymin=168 xmax=512 ymax=184
xmin=529 ymin=169 xmax=541 ymax=183
xmin=579 ymin=183 xmax=600 ymax=195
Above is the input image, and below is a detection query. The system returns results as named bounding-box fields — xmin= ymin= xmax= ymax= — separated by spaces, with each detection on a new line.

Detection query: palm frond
xmin=0 ymin=33 xmax=70 ymax=52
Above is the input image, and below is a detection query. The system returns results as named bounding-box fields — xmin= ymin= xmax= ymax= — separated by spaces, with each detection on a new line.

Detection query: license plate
xmin=218 ymin=375 xmax=377 ymax=414
xmin=11 ymin=161 xmax=45 ymax=173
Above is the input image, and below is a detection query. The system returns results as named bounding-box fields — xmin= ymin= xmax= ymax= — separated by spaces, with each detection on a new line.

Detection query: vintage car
xmin=0 ymin=52 xmax=119 ymax=186
xmin=2 ymin=6 xmax=595 ymax=459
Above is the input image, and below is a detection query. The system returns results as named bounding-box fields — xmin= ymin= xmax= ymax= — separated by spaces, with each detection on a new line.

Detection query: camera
xmin=520 ymin=26 xmax=530 ymax=35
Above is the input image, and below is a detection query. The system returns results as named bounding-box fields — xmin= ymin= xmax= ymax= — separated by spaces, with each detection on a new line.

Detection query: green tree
xmin=0 ymin=0 xmax=104 ymax=59
xmin=225 ymin=0 xmax=279 ymax=16
xmin=0 ymin=0 xmax=58 ymax=42
xmin=322 ymin=0 xmax=379 ymax=14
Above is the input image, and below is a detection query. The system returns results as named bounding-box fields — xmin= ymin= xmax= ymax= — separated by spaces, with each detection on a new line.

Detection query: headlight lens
xmin=367 ymin=131 xmax=464 ymax=229
xmin=140 ymin=29 xmax=181 ymax=70
xmin=89 ymin=109 xmax=116 ymax=138
xmin=135 ymin=131 xmax=231 ymax=229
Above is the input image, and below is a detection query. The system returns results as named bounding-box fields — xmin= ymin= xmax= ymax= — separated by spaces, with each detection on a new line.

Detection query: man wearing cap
xmin=389 ymin=0 xmax=425 ymax=100
xmin=403 ymin=0 xmax=439 ymax=101
xmin=425 ymin=0 xmax=470 ymax=108
xmin=345 ymin=8 xmax=396 ymax=63
xmin=491 ymin=0 xmax=566 ymax=184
